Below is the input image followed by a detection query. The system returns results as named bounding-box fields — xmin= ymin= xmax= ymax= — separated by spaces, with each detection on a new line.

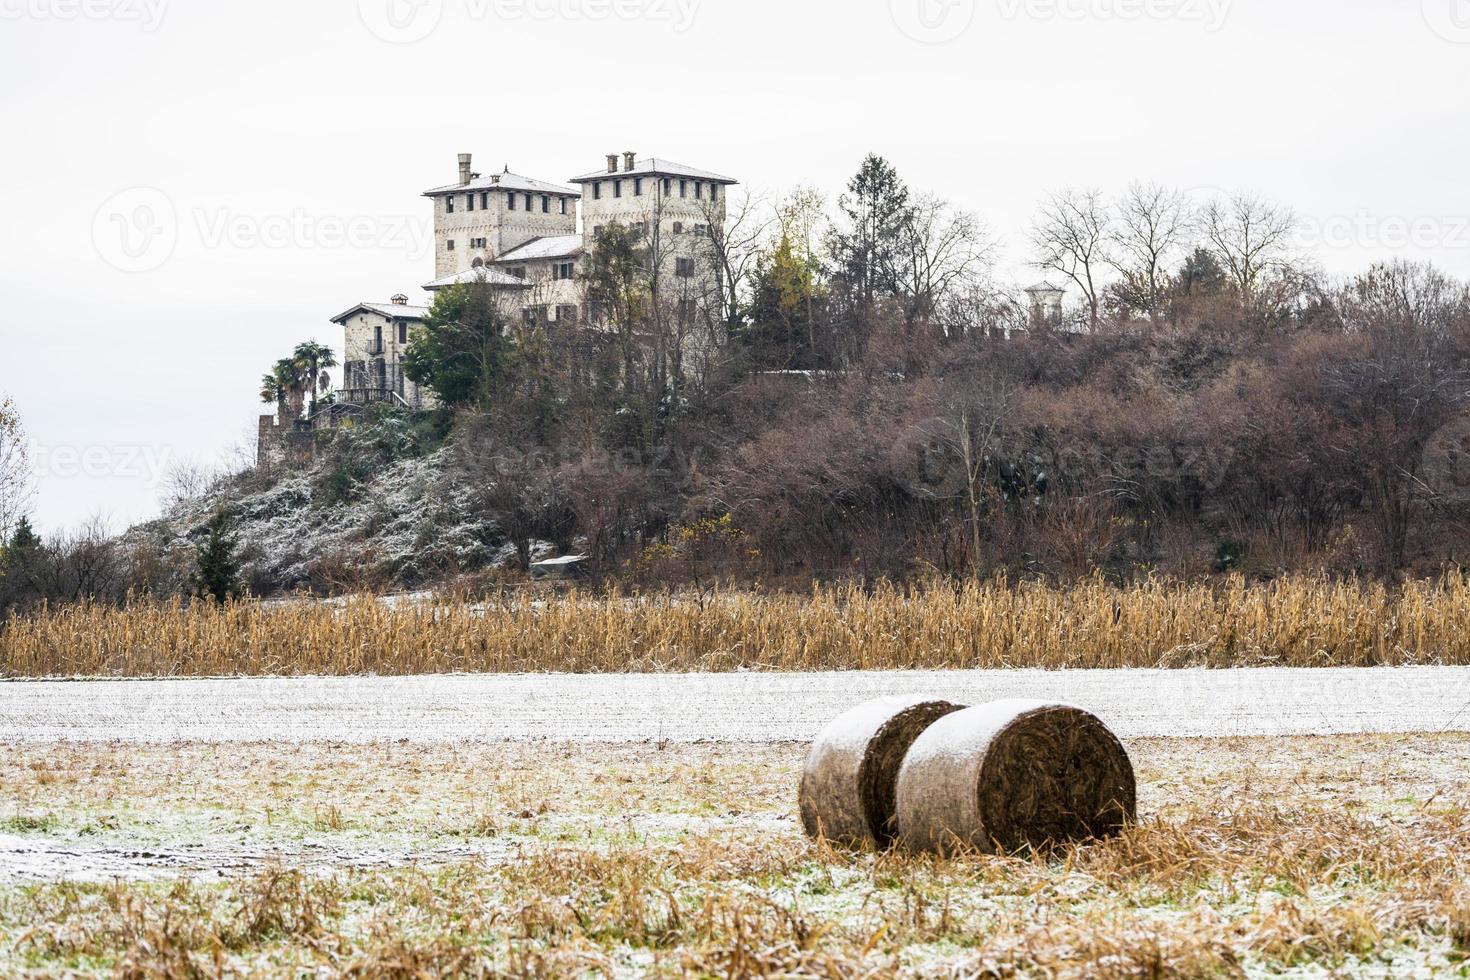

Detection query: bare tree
xmin=1031 ymin=188 xmax=1112 ymax=331
xmin=1203 ymin=191 xmax=1297 ymax=307
xmin=701 ymin=189 xmax=773 ymax=333
xmin=1110 ymin=182 xmax=1193 ymax=327
xmin=0 ymin=396 xmax=33 ymax=541
xmin=161 ymin=459 xmax=218 ymax=513
xmin=896 ymin=194 xmax=994 ymax=332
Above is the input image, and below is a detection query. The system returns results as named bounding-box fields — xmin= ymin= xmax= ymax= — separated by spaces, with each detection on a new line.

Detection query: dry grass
xmin=2 ymin=736 xmax=1469 ymax=976
xmin=7 ymin=573 xmax=1470 ymax=676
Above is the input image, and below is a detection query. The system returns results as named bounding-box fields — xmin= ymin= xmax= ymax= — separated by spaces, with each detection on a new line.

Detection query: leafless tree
xmin=1110 ymin=182 xmax=1193 ymax=327
xmin=1203 ymin=191 xmax=1297 ymax=307
xmin=701 ymin=189 xmax=773 ymax=332
xmin=161 ymin=459 xmax=218 ymax=513
xmin=0 ymin=396 xmax=33 ymax=541
xmin=897 ymin=194 xmax=994 ymax=332
xmin=1031 ymin=188 xmax=1112 ymax=331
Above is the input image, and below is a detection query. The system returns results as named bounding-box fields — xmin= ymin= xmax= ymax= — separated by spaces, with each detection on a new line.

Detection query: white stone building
xmin=330 ymin=294 xmax=437 ymax=409
xmin=329 ymin=151 xmax=738 ymax=407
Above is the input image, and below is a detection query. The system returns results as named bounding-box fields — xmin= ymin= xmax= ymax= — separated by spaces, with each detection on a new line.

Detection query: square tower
xmin=423 ymin=153 xmax=579 ymax=278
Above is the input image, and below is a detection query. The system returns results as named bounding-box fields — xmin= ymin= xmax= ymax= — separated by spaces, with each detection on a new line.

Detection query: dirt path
xmin=3 ymin=667 xmax=1468 ymax=742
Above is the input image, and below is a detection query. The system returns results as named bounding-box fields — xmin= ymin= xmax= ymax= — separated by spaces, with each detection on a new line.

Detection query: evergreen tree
xmin=192 ymin=509 xmax=242 ymax=603
xmin=831 ymin=154 xmax=913 ymax=321
xmin=9 ymin=516 xmax=39 ymax=552
xmin=403 ymin=279 xmax=519 ymax=408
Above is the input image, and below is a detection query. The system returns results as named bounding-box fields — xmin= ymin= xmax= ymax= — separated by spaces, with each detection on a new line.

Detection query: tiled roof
xmin=569 ymin=158 xmax=737 ymax=184
xmin=493 ymin=235 xmax=584 ymax=263
xmin=421 ymin=267 xmax=535 ymax=291
xmin=331 ymin=301 xmax=430 ymax=324
xmin=423 ymin=171 xmax=579 ymax=197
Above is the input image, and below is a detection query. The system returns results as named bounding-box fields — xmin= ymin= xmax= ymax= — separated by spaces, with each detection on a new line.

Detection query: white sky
xmin=2 ymin=0 xmax=1468 ymax=532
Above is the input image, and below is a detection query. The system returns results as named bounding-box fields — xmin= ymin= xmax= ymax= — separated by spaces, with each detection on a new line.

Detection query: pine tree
xmin=193 ymin=510 xmax=242 ymax=603
xmin=9 ymin=516 xmax=39 ymax=552
xmin=832 ymin=154 xmax=912 ymax=319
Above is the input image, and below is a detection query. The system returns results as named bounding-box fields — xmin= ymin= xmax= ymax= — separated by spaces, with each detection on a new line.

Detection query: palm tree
xmin=259 ymin=371 xmax=287 ymax=420
xmin=292 ymin=341 xmax=338 ymax=416
xmin=272 ymin=358 xmax=307 ymax=421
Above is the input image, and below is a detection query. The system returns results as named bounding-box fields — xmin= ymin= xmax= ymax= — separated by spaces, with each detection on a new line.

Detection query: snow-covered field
xmin=4 ymin=665 xmax=1468 ymax=742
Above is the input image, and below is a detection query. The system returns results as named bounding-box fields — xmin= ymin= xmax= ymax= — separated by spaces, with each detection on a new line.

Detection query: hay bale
xmin=799 ymin=696 xmax=965 ymax=848
xmin=895 ymin=699 xmax=1135 ymax=855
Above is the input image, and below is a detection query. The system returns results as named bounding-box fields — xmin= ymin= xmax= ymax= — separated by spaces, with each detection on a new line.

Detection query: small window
xmin=593 ymin=225 xmax=603 ymax=237
xmin=594 ymin=182 xmax=602 ymax=200
xmin=556 ymin=304 xmax=578 ymax=324
xmin=634 ymin=178 xmax=643 ymax=196
xmin=480 ymin=192 xmax=489 ymax=209
xmin=673 ymin=221 xmax=683 ymax=234
xmin=446 ymin=239 xmax=455 ymax=250
xmin=675 ymin=257 xmax=694 ymax=278
xmin=663 ymin=178 xmax=672 ymax=196
xmin=398 ymin=323 xmax=408 ymax=344
xmin=507 ymin=193 xmax=516 ymax=211
xmin=373 ymin=324 xmax=383 ymax=349
xmin=695 ymin=182 xmax=703 ymax=200
xmin=559 ymin=197 xmax=568 ymax=214
xmin=709 ymin=184 xmax=718 ymax=201
xmin=614 ymin=180 xmax=622 ymax=198
xmin=524 ymin=193 xmax=533 ymax=210
xmin=542 ymin=195 xmax=550 ymax=213
xmin=679 ymin=179 xmax=687 ymax=198
xmin=466 ymin=194 xmax=474 ymax=212
xmin=445 ymin=196 xmax=455 ymax=213
xmin=510 ymin=266 xmax=527 ymax=279
xmin=554 ymin=261 xmax=574 ymax=280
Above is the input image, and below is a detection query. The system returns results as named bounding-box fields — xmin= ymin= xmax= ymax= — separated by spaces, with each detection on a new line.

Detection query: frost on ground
xmin=127 ymin=416 xmax=553 ymax=594
xmin=2 ymin=736 xmax=1469 ymax=976
xmin=6 ymin=666 xmax=1470 ymax=743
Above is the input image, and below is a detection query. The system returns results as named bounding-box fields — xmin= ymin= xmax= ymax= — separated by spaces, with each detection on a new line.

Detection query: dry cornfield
xmin=5 ymin=573 xmax=1470 ymax=677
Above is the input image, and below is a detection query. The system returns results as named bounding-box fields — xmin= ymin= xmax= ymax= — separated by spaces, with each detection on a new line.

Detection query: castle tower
xmin=422 ymin=152 xmax=579 ymax=278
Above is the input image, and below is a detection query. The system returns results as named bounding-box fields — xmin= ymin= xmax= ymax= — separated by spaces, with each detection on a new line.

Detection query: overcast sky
xmin=2 ymin=0 xmax=1468 ymax=532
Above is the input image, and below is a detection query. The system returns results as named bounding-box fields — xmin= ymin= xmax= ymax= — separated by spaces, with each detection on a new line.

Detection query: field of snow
xmin=4 ymin=665 xmax=1468 ymax=742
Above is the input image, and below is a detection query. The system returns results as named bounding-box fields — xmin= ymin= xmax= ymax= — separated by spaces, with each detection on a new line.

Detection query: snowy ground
xmin=4 ymin=666 xmax=1468 ymax=742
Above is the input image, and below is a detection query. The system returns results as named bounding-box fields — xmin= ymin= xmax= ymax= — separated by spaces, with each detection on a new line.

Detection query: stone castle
xmin=259 ymin=150 xmax=737 ymax=470
xmin=338 ymin=150 xmax=736 ymax=411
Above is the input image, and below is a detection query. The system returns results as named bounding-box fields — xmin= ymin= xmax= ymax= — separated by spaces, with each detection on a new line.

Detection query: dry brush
xmin=6 ymin=573 xmax=1470 ymax=676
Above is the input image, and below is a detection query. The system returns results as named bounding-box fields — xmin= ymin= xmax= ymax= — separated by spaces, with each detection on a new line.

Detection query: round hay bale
xmin=895 ymin=699 xmax=1135 ymax=856
xmin=799 ymin=696 xmax=965 ymax=848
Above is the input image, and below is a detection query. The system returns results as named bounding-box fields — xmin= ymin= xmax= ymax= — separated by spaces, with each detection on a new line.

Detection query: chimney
xmin=606 ymin=153 xmax=619 ymax=174
xmin=489 ymin=173 xmax=500 ymax=185
xmin=623 ymin=151 xmax=636 ymax=172
xmin=458 ymin=153 xmax=472 ymax=186
xmin=390 ymin=293 xmax=409 ymax=306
